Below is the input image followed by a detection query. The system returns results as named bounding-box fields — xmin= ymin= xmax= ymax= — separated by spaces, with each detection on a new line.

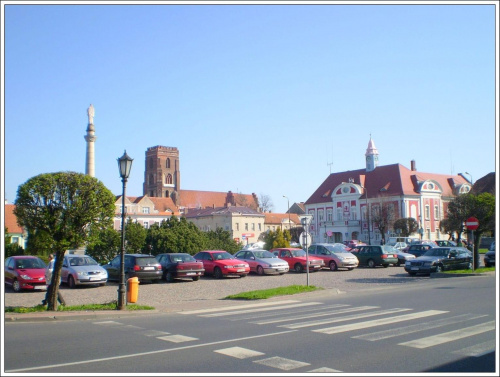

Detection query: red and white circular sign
xmin=465 ymin=216 xmax=479 ymax=230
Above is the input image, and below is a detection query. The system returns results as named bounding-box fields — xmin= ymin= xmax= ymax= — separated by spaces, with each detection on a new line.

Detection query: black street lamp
xmin=117 ymin=150 xmax=133 ymax=310
xmin=283 ymin=195 xmax=290 ymax=232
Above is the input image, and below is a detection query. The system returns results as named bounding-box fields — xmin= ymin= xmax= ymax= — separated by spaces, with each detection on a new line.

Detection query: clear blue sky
xmin=2 ymin=1 xmax=498 ymax=214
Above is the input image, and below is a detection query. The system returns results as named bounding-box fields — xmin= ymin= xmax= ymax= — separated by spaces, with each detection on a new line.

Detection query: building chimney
xmin=411 ymin=160 xmax=417 ymax=171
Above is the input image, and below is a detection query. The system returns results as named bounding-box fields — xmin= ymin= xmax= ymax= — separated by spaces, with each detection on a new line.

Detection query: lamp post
xmin=300 ymin=214 xmax=313 ymax=286
xmin=465 ymin=172 xmax=473 ymax=186
xmin=117 ymin=150 xmax=133 ymax=310
xmin=283 ymin=195 xmax=290 ymax=233
xmin=360 ymin=185 xmax=371 ymax=245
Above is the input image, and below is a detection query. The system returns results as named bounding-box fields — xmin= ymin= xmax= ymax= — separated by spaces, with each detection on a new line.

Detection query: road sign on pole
xmin=465 ymin=217 xmax=479 ymax=230
xmin=299 ymin=232 xmax=312 ymax=248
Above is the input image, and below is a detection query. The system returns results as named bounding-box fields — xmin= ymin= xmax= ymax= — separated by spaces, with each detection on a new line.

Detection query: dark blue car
xmin=404 ymin=247 xmax=472 ymax=275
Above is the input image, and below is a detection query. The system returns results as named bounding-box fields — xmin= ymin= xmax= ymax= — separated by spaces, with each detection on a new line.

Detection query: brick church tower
xmin=143 ymin=146 xmax=181 ymax=204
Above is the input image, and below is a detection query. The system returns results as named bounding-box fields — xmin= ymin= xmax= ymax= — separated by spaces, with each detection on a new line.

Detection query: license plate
xmin=89 ymin=277 xmax=100 ymax=281
xmin=277 ymin=268 xmax=286 ymax=271
xmin=411 ymin=267 xmax=419 ymax=271
xmin=186 ymin=272 xmax=195 ymax=275
xmin=237 ymin=269 xmax=245 ymax=272
xmin=143 ymin=267 xmax=154 ymax=270
xmin=34 ymin=285 xmax=47 ymax=290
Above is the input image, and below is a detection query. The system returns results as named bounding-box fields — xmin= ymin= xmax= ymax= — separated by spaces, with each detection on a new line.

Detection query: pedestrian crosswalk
xmin=178 ymin=300 xmax=496 ymax=354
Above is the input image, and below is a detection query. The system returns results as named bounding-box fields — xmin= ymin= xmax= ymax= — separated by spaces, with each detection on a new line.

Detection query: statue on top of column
xmin=87 ymin=104 xmax=95 ymax=124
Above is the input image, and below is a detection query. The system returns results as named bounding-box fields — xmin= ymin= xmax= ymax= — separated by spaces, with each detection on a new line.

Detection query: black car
xmin=102 ymin=254 xmax=162 ymax=283
xmin=405 ymin=244 xmax=434 ymax=258
xmin=404 ymin=247 xmax=472 ymax=276
xmin=155 ymin=253 xmax=205 ymax=282
xmin=484 ymin=241 xmax=495 ymax=267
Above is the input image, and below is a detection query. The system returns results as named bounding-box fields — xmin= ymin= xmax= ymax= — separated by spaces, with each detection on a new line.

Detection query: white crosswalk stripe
xmin=198 ymin=302 xmax=323 ymax=317
xmin=452 ymin=339 xmax=497 ymax=357
xmin=253 ymin=305 xmax=379 ymax=325
xmin=178 ymin=299 xmax=303 ymax=315
xmin=281 ymin=308 xmax=413 ymax=329
xmin=398 ymin=321 xmax=496 ymax=349
xmin=353 ymin=313 xmax=488 ymax=341
xmin=313 ymin=310 xmax=448 ymax=334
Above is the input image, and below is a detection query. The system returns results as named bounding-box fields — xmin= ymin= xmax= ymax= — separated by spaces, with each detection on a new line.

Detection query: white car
xmin=61 ymin=255 xmax=108 ymax=288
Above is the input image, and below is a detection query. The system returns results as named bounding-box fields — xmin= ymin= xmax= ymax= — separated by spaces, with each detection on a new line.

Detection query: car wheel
xmin=256 ymin=266 xmax=265 ymax=275
xmin=367 ymin=259 xmax=376 ymax=268
xmin=192 ymin=276 xmax=200 ymax=281
xmin=166 ymin=272 xmax=175 ymax=283
xmin=329 ymin=261 xmax=338 ymax=271
xmin=68 ymin=275 xmax=76 ymax=289
xmin=214 ymin=267 xmax=223 ymax=279
xmin=12 ymin=279 xmax=21 ymax=293
xmin=294 ymin=263 xmax=304 ymax=273
xmin=435 ymin=264 xmax=443 ymax=273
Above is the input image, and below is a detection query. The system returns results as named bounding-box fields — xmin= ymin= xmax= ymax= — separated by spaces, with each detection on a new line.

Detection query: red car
xmin=193 ymin=250 xmax=250 ymax=279
xmin=270 ymin=248 xmax=324 ymax=273
xmin=155 ymin=253 xmax=205 ymax=282
xmin=4 ymin=255 xmax=47 ymax=292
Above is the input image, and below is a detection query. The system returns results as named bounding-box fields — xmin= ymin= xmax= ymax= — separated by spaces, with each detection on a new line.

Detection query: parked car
xmin=404 ymin=247 xmax=473 ymax=275
xmin=343 ymin=240 xmax=366 ymax=249
xmin=4 ymin=255 xmax=47 ymax=292
xmin=435 ymin=240 xmax=457 ymax=247
xmin=484 ymin=241 xmax=495 ymax=267
xmin=354 ymin=245 xmax=399 ymax=268
xmin=155 ymin=253 xmax=205 ymax=282
xmin=233 ymin=249 xmax=289 ymax=275
xmin=193 ymin=250 xmax=250 ymax=279
xmin=393 ymin=249 xmax=416 ymax=267
xmin=308 ymin=243 xmax=359 ymax=271
xmin=270 ymin=248 xmax=324 ymax=273
xmin=102 ymin=254 xmax=162 ymax=283
xmin=405 ymin=244 xmax=435 ymax=257
xmin=60 ymin=254 xmax=108 ymax=288
xmin=387 ymin=242 xmax=408 ymax=251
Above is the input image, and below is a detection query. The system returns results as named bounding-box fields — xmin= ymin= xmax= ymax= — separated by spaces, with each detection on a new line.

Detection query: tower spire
xmin=365 ymin=135 xmax=379 ymax=172
xmin=84 ymin=104 xmax=97 ymax=177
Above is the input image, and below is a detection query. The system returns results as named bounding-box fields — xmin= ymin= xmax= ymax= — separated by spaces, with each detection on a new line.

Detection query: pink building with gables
xmin=304 ymin=137 xmax=472 ymax=244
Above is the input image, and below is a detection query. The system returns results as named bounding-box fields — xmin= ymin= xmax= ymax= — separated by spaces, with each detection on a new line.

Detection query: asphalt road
xmin=4 ymin=272 xmax=496 ymax=374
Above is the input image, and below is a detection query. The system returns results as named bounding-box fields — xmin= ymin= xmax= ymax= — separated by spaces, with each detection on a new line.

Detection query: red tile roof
xmin=178 ymin=190 xmax=259 ymax=210
xmin=4 ymin=204 xmax=24 ymax=234
xmin=305 ymin=163 xmax=468 ymax=205
xmin=264 ymin=213 xmax=301 ymax=225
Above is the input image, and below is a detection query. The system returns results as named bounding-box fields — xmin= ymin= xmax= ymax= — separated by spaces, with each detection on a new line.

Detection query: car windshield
xmin=15 ymin=258 xmax=45 ymax=269
xmin=423 ymin=248 xmax=450 ymax=257
xmin=382 ymin=246 xmax=398 ymax=253
xmin=253 ymin=250 xmax=275 ymax=259
xmin=325 ymin=244 xmax=348 ymax=253
xmin=69 ymin=256 xmax=98 ymax=266
xmin=212 ymin=252 xmax=234 ymax=260
xmin=171 ymin=254 xmax=196 ymax=263
xmin=291 ymin=249 xmax=306 ymax=257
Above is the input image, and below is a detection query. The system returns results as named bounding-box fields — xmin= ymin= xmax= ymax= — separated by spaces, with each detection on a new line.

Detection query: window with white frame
xmin=327 ymin=209 xmax=333 ymax=222
xmin=425 ymin=205 xmax=430 ymax=220
xmin=258 ymin=223 xmax=261 ymax=231
xmin=142 ymin=207 xmax=150 ymax=214
xmin=143 ymin=222 xmax=149 ymax=229
xmin=318 ymin=209 xmax=324 ymax=222
xmin=336 ymin=207 xmax=342 ymax=221
xmin=252 ymin=223 xmax=255 ymax=231
xmin=434 ymin=205 xmax=439 ymax=219
xmin=236 ymin=223 xmax=239 ymax=231
xmin=350 ymin=203 xmax=357 ymax=220
xmin=245 ymin=223 xmax=248 ymax=231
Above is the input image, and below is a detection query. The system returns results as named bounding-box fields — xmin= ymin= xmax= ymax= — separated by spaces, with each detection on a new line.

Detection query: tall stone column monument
xmin=84 ymin=104 xmax=97 ymax=177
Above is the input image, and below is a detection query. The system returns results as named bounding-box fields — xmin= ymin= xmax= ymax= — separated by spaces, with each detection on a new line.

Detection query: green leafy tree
xmin=14 ymin=172 xmax=116 ymax=311
xmin=205 ymin=227 xmax=242 ymax=253
xmin=393 ymin=218 xmax=419 ymax=237
xmin=439 ymin=218 xmax=461 ymax=241
xmin=85 ymin=227 xmax=120 ymax=264
xmin=25 ymin=228 xmax=53 ymax=257
xmin=264 ymin=228 xmax=290 ymax=250
xmin=4 ymin=227 xmax=25 ymax=258
xmin=370 ymin=197 xmax=396 ymax=244
xmin=145 ymin=216 xmax=207 ymax=255
xmin=447 ymin=192 xmax=495 ymax=268
xmin=124 ymin=218 xmax=147 ymax=253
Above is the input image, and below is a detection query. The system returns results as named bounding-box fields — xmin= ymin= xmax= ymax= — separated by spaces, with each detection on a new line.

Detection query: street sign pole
xmin=465 ymin=217 xmax=479 ymax=271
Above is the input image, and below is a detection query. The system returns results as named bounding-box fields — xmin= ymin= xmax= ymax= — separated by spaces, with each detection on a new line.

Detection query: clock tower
xmin=365 ymin=136 xmax=379 ymax=172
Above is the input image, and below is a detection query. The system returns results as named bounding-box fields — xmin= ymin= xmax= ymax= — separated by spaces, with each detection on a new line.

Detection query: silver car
xmin=234 ymin=249 xmax=289 ymax=275
xmin=61 ymin=255 xmax=108 ymax=288
xmin=308 ymin=243 xmax=359 ymax=271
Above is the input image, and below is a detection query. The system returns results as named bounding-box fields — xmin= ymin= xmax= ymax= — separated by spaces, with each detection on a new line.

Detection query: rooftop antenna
xmin=327 ymin=140 xmax=333 ymax=174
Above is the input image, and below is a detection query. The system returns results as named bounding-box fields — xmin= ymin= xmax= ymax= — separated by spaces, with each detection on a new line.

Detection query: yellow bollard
xmin=127 ymin=277 xmax=139 ymax=303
